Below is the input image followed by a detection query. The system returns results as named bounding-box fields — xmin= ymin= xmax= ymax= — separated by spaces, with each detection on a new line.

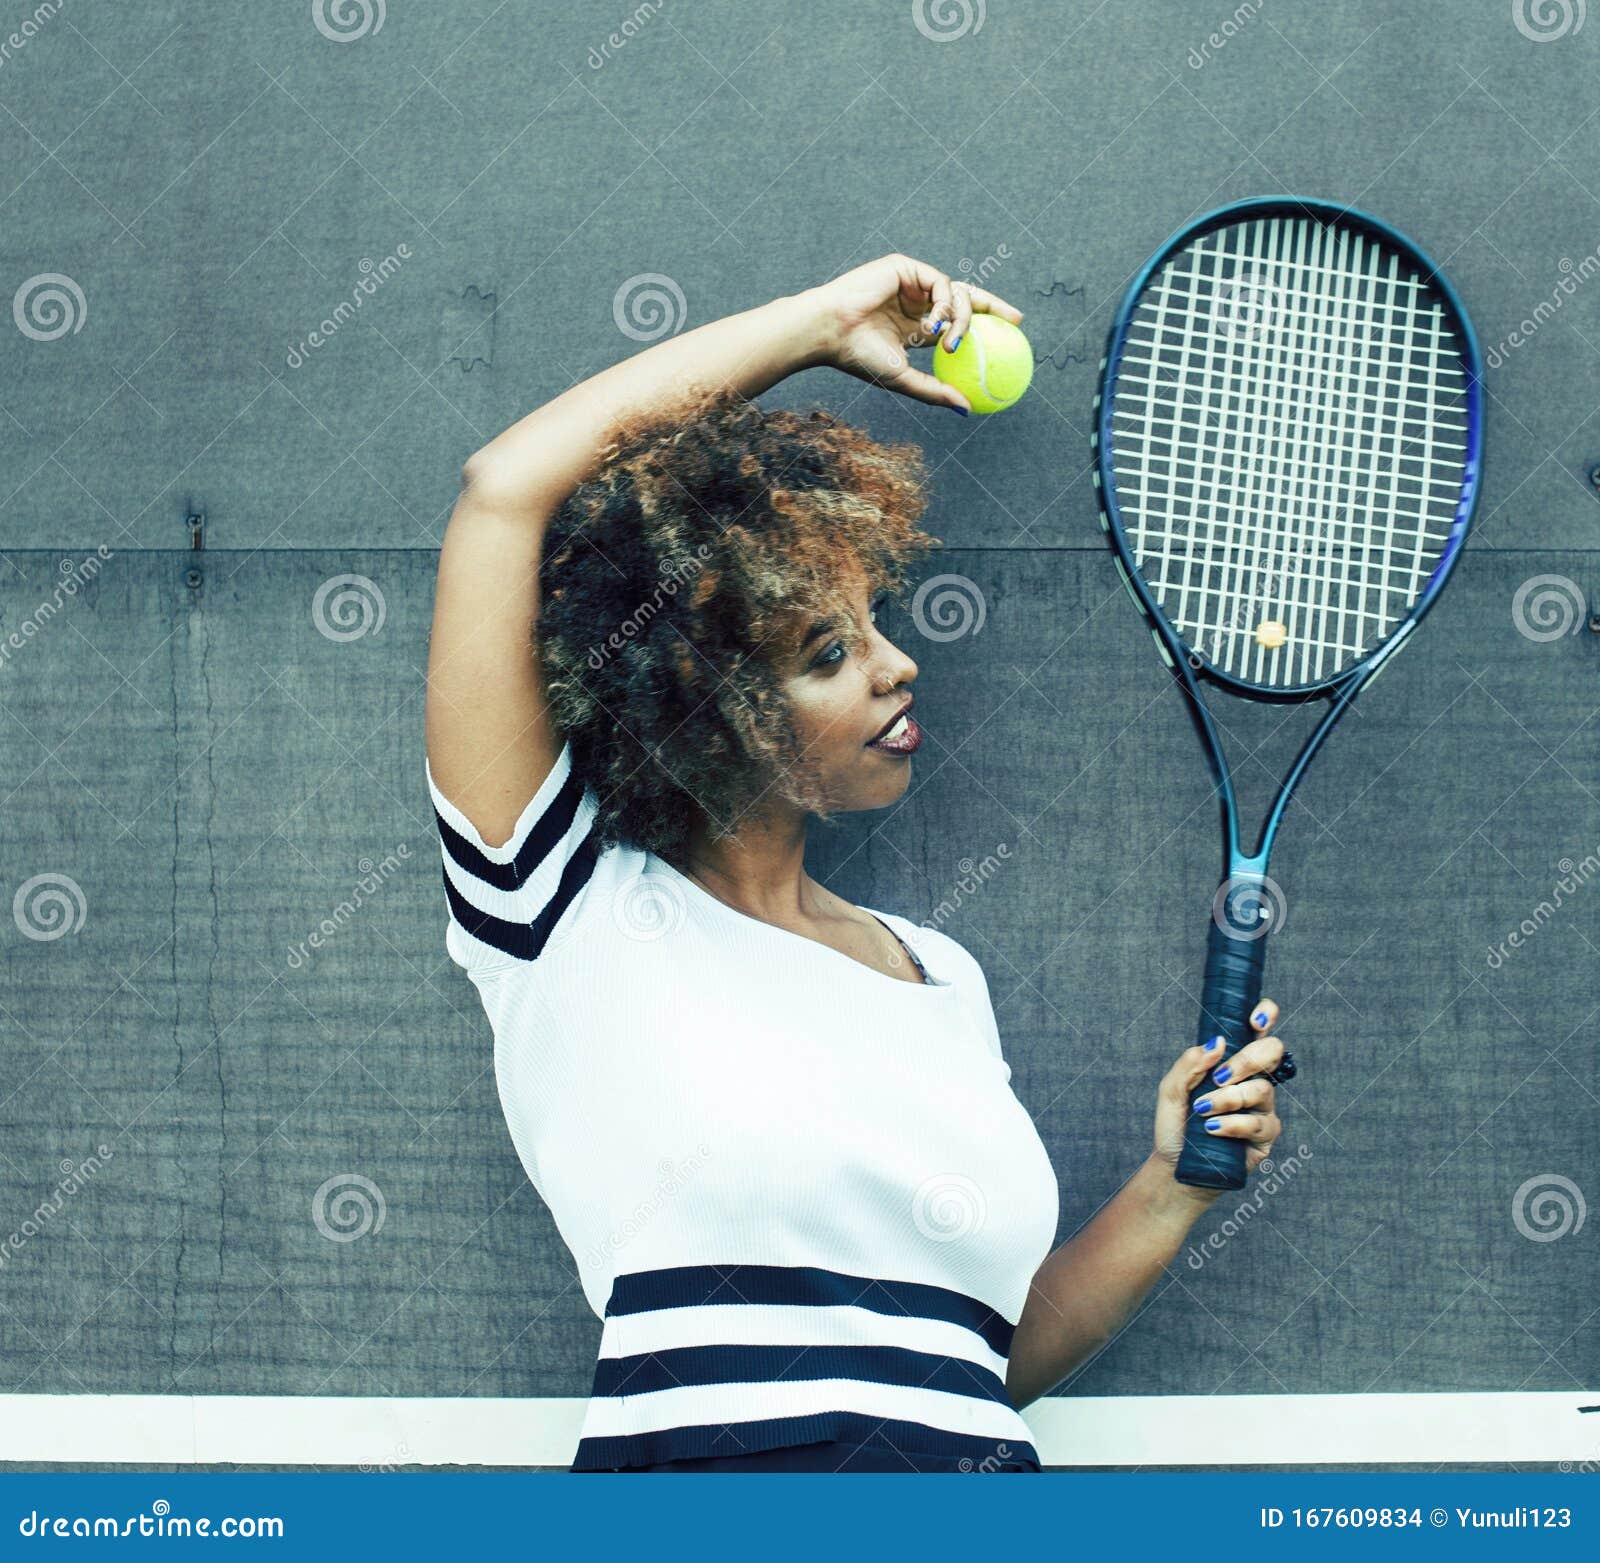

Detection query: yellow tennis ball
xmin=1256 ymin=619 xmax=1288 ymax=650
xmin=932 ymin=315 xmax=1034 ymax=414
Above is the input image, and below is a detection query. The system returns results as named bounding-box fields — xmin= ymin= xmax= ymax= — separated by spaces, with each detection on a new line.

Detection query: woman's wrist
xmin=765 ymin=287 xmax=839 ymax=375
xmin=1136 ymin=1151 xmax=1218 ymax=1227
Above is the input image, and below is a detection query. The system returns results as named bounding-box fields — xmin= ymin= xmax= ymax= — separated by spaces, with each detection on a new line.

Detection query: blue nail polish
xmin=1204 ymin=1119 xmax=1222 ymax=1133
xmin=948 ymin=333 xmax=962 ymax=350
xmin=1213 ymin=1064 xmax=1232 ymax=1084
xmin=1205 ymin=1036 xmax=1223 ymax=1051
xmin=932 ymin=319 xmax=946 ymax=336
xmin=952 ymin=406 xmax=969 ymax=417
xmin=1254 ymin=1010 xmax=1268 ymax=1027
xmin=1194 ymin=1097 xmax=1213 ymax=1115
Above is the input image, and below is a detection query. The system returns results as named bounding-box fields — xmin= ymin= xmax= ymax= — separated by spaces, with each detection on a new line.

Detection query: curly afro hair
xmin=536 ymin=391 xmax=939 ymax=865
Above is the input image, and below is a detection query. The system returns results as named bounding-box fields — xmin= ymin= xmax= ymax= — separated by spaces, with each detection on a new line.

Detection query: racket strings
xmin=1109 ymin=214 xmax=1471 ymax=687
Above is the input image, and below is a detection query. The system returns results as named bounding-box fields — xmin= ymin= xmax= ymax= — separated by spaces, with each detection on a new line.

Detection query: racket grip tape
xmin=1174 ymin=917 xmax=1269 ymax=1192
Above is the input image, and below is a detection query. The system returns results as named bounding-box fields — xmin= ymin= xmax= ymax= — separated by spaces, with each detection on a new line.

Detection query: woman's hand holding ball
xmin=800 ymin=253 xmax=1033 ymax=415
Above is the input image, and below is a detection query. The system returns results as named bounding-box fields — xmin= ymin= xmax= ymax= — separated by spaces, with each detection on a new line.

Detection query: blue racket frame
xmin=1092 ymin=196 xmax=1484 ymax=1189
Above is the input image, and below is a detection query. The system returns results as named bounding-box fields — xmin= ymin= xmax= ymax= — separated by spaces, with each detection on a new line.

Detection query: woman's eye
xmin=814 ymin=597 xmax=891 ymax=670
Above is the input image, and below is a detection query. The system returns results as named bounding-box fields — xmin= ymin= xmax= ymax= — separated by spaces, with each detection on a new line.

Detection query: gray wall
xmin=2 ymin=0 xmax=1595 ymax=1466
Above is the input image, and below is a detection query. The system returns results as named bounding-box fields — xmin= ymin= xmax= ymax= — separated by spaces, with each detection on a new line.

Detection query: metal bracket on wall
xmin=186 ymin=510 xmax=203 ymax=590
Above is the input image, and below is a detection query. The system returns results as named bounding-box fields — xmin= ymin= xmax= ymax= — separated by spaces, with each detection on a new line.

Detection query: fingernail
xmin=951 ymin=406 xmax=969 ymax=417
xmin=1194 ymin=1097 xmax=1214 ymax=1116
xmin=931 ymin=319 xmax=946 ymax=336
xmin=948 ymin=333 xmax=962 ymax=350
xmin=1204 ymin=1119 xmax=1222 ymax=1133
xmin=1253 ymin=1010 xmax=1268 ymax=1027
xmin=1213 ymin=1064 xmax=1232 ymax=1084
xmin=1205 ymin=1036 xmax=1223 ymax=1052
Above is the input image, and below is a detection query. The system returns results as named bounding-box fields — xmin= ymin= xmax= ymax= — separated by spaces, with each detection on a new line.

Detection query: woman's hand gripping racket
xmin=1093 ymin=197 xmax=1483 ymax=1191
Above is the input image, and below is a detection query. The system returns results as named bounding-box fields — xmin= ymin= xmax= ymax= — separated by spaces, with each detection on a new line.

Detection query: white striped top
xmin=426 ymin=738 xmax=1060 ymax=1470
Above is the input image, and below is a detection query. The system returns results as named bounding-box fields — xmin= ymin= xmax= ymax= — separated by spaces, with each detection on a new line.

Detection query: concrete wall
xmin=1 ymin=0 xmax=1594 ymax=1462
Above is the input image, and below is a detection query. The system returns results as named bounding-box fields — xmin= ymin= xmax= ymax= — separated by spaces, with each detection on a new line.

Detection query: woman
xmin=423 ymin=254 xmax=1288 ymax=1473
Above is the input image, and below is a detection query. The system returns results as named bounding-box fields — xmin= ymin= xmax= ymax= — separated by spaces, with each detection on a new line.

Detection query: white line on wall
xmin=2 ymin=1393 xmax=1595 ymax=1467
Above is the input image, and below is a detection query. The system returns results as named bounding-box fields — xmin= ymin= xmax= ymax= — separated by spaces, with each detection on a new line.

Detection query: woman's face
xmin=778 ymin=570 xmax=922 ymax=813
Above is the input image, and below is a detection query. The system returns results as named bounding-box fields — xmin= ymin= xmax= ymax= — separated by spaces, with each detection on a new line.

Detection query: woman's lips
xmin=866 ymin=712 xmax=921 ymax=755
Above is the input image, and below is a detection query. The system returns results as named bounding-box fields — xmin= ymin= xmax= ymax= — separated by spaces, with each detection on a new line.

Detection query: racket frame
xmin=1095 ymin=194 xmax=1484 ymax=869
xmin=1092 ymin=195 xmax=1484 ymax=1184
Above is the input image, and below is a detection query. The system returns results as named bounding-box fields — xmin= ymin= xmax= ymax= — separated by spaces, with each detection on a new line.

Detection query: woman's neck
xmin=677 ymin=816 xmax=818 ymax=922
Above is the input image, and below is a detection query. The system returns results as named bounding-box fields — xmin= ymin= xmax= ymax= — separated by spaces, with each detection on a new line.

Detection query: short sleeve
xmin=426 ymin=739 xmax=601 ymax=978
xmin=918 ymin=925 xmax=1007 ymax=1067
xmin=964 ymin=950 xmax=1006 ymax=1064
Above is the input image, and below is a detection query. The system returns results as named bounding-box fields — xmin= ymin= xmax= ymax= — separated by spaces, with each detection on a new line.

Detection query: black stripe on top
xmin=433 ymin=762 xmax=599 ymax=964
xmin=432 ymin=762 xmax=589 ymax=891
xmin=591 ymin=1342 xmax=1012 ymax=1404
xmin=604 ymin=1263 xmax=1017 ymax=1359
xmin=437 ymin=842 xmax=598 ymax=964
xmin=571 ymin=1411 xmax=1040 ymax=1472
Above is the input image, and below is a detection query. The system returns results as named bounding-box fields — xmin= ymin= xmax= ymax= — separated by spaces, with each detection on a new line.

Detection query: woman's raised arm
xmin=425 ymin=257 xmax=1014 ymax=846
xmin=424 ymin=289 xmax=831 ymax=848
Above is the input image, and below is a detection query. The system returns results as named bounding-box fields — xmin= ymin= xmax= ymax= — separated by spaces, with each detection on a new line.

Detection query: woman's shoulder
xmin=864 ymin=910 xmax=989 ymax=989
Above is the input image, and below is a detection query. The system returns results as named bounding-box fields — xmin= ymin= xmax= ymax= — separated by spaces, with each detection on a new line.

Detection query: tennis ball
xmin=932 ymin=315 xmax=1034 ymax=414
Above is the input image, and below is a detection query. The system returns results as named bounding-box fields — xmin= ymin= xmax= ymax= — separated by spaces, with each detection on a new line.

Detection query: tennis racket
xmin=1093 ymin=196 xmax=1483 ymax=1191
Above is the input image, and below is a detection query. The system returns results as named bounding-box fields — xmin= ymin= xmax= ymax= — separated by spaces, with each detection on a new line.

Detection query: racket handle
xmin=1175 ymin=916 xmax=1269 ymax=1192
